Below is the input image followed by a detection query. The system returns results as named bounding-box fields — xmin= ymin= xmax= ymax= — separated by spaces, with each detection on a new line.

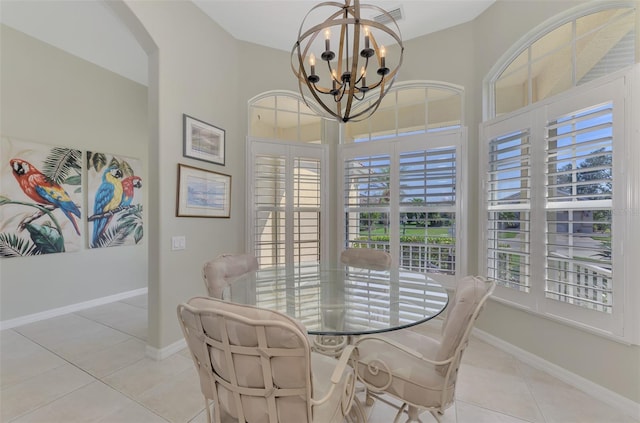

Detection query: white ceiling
xmin=0 ymin=0 xmax=495 ymax=86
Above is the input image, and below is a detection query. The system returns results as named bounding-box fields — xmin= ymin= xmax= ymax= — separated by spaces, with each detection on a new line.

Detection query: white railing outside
xmin=546 ymin=252 xmax=612 ymax=313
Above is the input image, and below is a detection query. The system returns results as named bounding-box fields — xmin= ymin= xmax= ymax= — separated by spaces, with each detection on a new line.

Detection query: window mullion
xmin=529 ymin=108 xmax=549 ymax=306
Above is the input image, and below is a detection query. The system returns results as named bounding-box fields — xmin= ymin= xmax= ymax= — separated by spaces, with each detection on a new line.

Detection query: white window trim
xmin=480 ymin=66 xmax=639 ymax=344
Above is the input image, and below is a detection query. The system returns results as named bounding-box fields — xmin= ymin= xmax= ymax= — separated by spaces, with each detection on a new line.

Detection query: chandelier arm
xmin=312 ymin=84 xmax=335 ymax=95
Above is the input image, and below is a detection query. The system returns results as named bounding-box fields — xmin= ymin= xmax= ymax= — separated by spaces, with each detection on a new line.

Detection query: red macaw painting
xmin=1 ymin=137 xmax=82 ymax=257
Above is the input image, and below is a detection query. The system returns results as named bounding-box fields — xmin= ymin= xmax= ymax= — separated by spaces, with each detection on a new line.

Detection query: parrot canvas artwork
xmin=87 ymin=151 xmax=143 ymax=249
xmin=1 ymin=137 xmax=83 ymax=257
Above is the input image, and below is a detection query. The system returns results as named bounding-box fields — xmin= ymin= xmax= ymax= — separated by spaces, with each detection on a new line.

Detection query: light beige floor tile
xmin=14 ymin=314 xmax=110 ymax=348
xmin=76 ymin=302 xmax=148 ymax=340
xmin=119 ymin=294 xmax=148 ymax=309
xmin=102 ymin=354 xmax=195 ymax=398
xmin=72 ymin=337 xmax=146 ymax=378
xmin=521 ymin=364 xmax=639 ymax=423
xmin=136 ymin=366 xmax=205 ymax=423
xmin=456 ymin=363 xmax=545 ymax=422
xmin=0 ymin=330 xmax=67 ymax=388
xmin=456 ymin=400 xmax=533 ymax=423
xmin=177 ymin=347 xmax=193 ymax=359
xmin=461 ymin=337 xmax=523 ymax=375
xmin=1 ymin=363 xmax=94 ymax=421
xmin=365 ymin=395 xmax=456 ymax=423
xmin=11 ymin=381 xmax=139 ymax=423
xmin=94 ymin=401 xmax=168 ymax=423
xmin=48 ymin=325 xmax=131 ymax=361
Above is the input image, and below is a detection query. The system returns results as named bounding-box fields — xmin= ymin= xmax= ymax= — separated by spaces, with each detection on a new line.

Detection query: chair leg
xmin=204 ymin=398 xmax=212 ymax=423
xmin=393 ymin=403 xmax=407 ymax=423
xmin=428 ymin=410 xmax=442 ymax=423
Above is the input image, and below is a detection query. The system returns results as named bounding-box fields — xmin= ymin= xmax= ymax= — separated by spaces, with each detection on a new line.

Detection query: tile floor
xmin=1 ymin=294 xmax=637 ymax=423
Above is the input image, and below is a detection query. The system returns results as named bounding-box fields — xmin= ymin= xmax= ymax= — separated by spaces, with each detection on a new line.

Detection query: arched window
xmin=480 ymin=3 xmax=638 ymax=342
xmin=486 ymin=3 xmax=636 ymax=118
xmin=340 ymin=81 xmax=467 ymax=289
xmin=249 ymin=91 xmax=324 ymax=143
xmin=345 ymin=81 xmax=464 ymax=142
xmin=247 ymin=92 xmax=328 ymax=266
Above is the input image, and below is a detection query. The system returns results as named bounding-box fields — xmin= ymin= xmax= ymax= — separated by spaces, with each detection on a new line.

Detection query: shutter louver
xmin=545 ymin=103 xmax=613 ymax=313
xmin=487 ymin=130 xmax=531 ymax=291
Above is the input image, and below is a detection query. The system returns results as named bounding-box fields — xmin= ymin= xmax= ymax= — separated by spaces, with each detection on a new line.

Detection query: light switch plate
xmin=171 ymin=236 xmax=186 ymax=250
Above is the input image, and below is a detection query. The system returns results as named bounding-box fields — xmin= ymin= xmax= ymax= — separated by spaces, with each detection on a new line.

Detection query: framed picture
xmin=176 ymin=164 xmax=231 ymax=218
xmin=183 ymin=114 xmax=225 ymax=166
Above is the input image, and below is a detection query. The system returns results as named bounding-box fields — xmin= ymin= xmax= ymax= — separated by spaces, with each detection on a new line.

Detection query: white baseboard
xmin=146 ymin=338 xmax=186 ymax=360
xmin=0 ymin=287 xmax=148 ymax=331
xmin=473 ymin=328 xmax=640 ymax=420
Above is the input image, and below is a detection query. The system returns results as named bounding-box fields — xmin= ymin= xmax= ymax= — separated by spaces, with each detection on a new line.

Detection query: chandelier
xmin=291 ymin=0 xmax=404 ymax=123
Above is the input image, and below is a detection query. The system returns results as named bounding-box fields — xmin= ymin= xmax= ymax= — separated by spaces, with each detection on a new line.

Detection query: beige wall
xmin=0 ymin=25 xmax=148 ymax=319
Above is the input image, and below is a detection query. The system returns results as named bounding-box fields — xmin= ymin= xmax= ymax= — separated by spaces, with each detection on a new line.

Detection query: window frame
xmin=480 ymin=68 xmax=637 ymax=343
xmin=340 ymin=129 xmax=467 ymax=291
xmin=246 ymin=139 xmax=329 ymax=267
xmin=483 ymin=1 xmax=637 ymax=121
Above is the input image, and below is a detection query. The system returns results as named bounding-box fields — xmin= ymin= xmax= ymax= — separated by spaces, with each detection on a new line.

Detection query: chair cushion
xmin=202 ymin=253 xmax=258 ymax=298
xmin=437 ymin=276 xmax=488 ymax=366
xmin=357 ymin=331 xmax=454 ymax=409
xmin=311 ymin=352 xmax=354 ymax=423
xmin=183 ymin=297 xmax=312 ymax=423
xmin=340 ymin=249 xmax=392 ymax=270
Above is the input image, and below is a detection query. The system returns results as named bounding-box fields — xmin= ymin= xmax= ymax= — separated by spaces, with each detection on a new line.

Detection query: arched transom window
xmin=489 ymin=4 xmax=636 ymax=118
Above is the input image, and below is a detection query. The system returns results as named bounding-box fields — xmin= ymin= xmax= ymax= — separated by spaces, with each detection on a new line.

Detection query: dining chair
xmin=340 ymin=248 xmax=392 ymax=271
xmin=354 ymin=276 xmax=496 ymax=423
xmin=202 ymin=253 xmax=259 ymax=299
xmin=177 ymin=296 xmax=359 ymax=423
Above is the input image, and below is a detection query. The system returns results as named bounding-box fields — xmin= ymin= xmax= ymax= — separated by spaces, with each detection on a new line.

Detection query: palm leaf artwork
xmin=87 ymin=152 xmax=143 ymax=248
xmin=24 ymin=222 xmax=65 ymax=254
xmin=87 ymin=151 xmax=108 ymax=173
xmin=91 ymin=205 xmax=143 ymax=248
xmin=0 ymin=233 xmax=40 ymax=257
xmin=42 ymin=147 xmax=82 ymax=185
xmin=0 ymin=142 xmax=82 ymax=257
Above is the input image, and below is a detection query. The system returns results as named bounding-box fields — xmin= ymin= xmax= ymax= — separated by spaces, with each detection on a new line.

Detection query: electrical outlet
xmin=171 ymin=236 xmax=186 ymax=250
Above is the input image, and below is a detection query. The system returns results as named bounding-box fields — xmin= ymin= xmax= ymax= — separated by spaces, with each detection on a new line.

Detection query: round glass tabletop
xmin=225 ymin=262 xmax=449 ymax=336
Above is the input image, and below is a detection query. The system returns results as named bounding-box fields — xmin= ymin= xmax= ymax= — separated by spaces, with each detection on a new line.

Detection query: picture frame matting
xmin=176 ymin=164 xmax=231 ymax=218
xmin=183 ymin=114 xmax=225 ymax=166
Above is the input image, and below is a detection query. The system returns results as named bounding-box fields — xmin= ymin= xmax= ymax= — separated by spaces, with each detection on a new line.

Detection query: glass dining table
xmin=224 ymin=262 xmax=449 ymax=422
xmin=224 ymin=261 xmax=449 ymax=337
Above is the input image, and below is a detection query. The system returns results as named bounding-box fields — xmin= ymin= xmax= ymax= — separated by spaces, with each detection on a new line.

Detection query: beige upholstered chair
xmin=202 ymin=253 xmax=259 ymax=299
xmin=177 ymin=296 xmax=358 ymax=423
xmin=340 ymin=248 xmax=392 ymax=271
xmin=355 ymin=276 xmax=495 ymax=423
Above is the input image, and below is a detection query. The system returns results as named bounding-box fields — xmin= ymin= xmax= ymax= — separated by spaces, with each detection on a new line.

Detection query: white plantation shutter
xmin=293 ymin=158 xmax=322 ymax=262
xmin=486 ymin=130 xmax=531 ymax=292
xmin=481 ymin=73 xmax=632 ymax=339
xmin=250 ymin=142 xmax=326 ymax=267
xmin=254 ymin=154 xmax=286 ymax=266
xmin=545 ymin=103 xmax=614 ymax=313
xmin=341 ymin=130 xmax=465 ymax=292
xmin=343 ymin=154 xmax=391 ymax=251
xmin=398 ymin=147 xmax=457 ymax=274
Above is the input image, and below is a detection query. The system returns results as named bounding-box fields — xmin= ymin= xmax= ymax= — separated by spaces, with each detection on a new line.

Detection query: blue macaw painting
xmin=1 ymin=137 xmax=82 ymax=257
xmin=87 ymin=151 xmax=143 ymax=249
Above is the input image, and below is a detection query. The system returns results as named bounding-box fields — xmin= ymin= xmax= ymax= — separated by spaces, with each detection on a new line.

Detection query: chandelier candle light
xmin=292 ymin=0 xmax=404 ymax=123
